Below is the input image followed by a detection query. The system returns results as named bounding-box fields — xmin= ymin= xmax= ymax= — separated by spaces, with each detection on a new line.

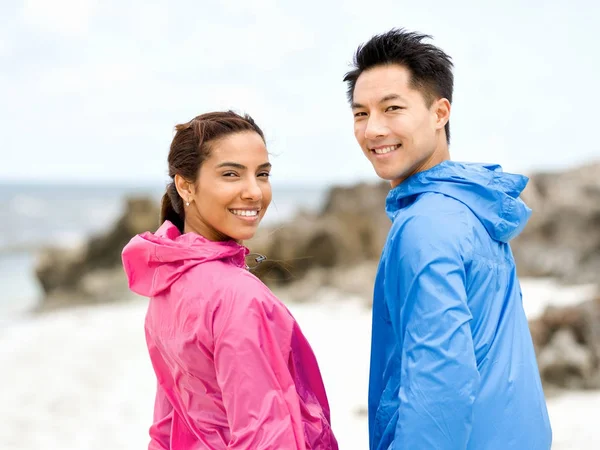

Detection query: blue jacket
xmin=369 ymin=161 xmax=552 ymax=450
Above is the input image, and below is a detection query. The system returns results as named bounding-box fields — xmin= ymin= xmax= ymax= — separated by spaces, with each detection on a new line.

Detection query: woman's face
xmin=181 ymin=131 xmax=272 ymax=242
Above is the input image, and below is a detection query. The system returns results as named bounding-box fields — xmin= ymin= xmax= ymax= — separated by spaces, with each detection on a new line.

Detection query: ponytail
xmin=160 ymin=183 xmax=185 ymax=233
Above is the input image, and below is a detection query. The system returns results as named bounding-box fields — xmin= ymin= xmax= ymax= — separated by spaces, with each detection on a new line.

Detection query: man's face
xmin=351 ymin=64 xmax=449 ymax=187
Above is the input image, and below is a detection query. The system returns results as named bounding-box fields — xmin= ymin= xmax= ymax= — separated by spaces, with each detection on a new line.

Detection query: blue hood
xmin=385 ymin=161 xmax=532 ymax=243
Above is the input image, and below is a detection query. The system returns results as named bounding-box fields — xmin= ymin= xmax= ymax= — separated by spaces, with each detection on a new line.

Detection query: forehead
xmin=353 ymin=65 xmax=419 ymax=104
xmin=207 ymin=131 xmax=268 ymax=163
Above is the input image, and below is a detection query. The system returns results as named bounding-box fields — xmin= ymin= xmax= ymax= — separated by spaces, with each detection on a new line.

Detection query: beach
xmin=1 ymin=278 xmax=598 ymax=450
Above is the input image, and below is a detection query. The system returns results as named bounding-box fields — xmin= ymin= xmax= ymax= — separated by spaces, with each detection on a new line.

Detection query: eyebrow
xmin=215 ymin=162 xmax=272 ymax=170
xmin=351 ymin=93 xmax=406 ymax=109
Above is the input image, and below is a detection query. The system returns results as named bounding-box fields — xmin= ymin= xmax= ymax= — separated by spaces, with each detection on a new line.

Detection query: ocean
xmin=0 ymin=182 xmax=328 ymax=320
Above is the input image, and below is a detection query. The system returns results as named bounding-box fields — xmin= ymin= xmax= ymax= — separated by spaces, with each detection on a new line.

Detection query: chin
xmin=374 ymin=168 xmax=405 ymax=182
xmin=375 ymin=158 xmax=419 ymax=182
xmin=229 ymin=228 xmax=258 ymax=242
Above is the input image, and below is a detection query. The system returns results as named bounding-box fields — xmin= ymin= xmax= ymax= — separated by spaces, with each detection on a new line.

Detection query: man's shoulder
xmin=412 ymin=191 xmax=472 ymax=214
xmin=387 ymin=192 xmax=476 ymax=257
xmin=393 ymin=192 xmax=473 ymax=229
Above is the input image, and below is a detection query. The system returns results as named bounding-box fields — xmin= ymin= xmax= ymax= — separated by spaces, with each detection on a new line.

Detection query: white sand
xmin=519 ymin=278 xmax=598 ymax=320
xmin=0 ymin=279 xmax=598 ymax=449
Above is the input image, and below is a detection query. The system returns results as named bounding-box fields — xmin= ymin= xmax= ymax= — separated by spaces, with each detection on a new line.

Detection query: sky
xmin=1 ymin=0 xmax=598 ymax=185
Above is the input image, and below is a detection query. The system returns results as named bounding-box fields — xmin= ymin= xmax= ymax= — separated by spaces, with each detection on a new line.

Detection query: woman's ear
xmin=174 ymin=174 xmax=194 ymax=206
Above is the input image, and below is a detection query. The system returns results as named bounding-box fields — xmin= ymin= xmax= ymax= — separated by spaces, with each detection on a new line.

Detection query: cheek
xmin=408 ymin=115 xmax=431 ymax=140
xmin=389 ymin=116 xmax=409 ymax=137
xmin=354 ymin=123 xmax=365 ymax=142
xmin=197 ymin=184 xmax=230 ymax=213
xmin=425 ymin=110 xmax=438 ymax=130
xmin=261 ymin=183 xmax=273 ymax=208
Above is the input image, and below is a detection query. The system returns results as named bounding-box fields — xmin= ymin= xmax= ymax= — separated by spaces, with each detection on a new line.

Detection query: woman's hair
xmin=160 ymin=111 xmax=266 ymax=233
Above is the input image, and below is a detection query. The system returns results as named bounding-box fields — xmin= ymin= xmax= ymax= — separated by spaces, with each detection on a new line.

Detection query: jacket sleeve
xmin=212 ymin=281 xmax=307 ymax=449
xmin=148 ymin=382 xmax=173 ymax=450
xmin=387 ymin=213 xmax=480 ymax=449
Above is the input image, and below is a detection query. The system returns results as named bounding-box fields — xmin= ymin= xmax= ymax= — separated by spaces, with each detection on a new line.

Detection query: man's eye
xmin=354 ymin=112 xmax=367 ymax=118
xmin=386 ymin=105 xmax=403 ymax=112
xmin=258 ymin=172 xmax=271 ymax=178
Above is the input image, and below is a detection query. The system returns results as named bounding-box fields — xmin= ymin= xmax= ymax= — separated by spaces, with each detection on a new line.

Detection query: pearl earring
xmin=185 ymin=200 xmax=190 ymax=207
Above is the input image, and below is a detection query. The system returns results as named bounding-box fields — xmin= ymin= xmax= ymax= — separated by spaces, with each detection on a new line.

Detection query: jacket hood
xmin=121 ymin=221 xmax=249 ymax=297
xmin=386 ymin=161 xmax=532 ymax=243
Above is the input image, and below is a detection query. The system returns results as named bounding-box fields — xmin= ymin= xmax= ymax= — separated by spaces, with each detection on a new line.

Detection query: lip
xmin=229 ymin=208 xmax=261 ymax=223
xmin=369 ymin=143 xmax=401 ymax=157
xmin=369 ymin=143 xmax=401 ymax=150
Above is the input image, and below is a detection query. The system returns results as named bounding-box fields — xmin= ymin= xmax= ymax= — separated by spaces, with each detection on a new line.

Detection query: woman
xmin=122 ymin=111 xmax=338 ymax=449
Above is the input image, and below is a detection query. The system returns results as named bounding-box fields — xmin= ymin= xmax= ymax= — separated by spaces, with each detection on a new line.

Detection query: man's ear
xmin=434 ymin=98 xmax=451 ymax=131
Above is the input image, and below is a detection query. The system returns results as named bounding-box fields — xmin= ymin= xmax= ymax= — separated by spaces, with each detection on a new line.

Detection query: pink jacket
xmin=122 ymin=221 xmax=338 ymax=449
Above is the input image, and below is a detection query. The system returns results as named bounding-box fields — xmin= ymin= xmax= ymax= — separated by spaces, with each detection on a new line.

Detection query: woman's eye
xmin=223 ymin=172 xmax=238 ymax=177
xmin=258 ymin=172 xmax=271 ymax=178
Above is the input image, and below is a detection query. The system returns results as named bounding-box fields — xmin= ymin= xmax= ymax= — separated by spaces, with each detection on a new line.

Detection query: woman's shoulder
xmin=183 ymin=261 xmax=280 ymax=306
xmin=158 ymin=263 xmax=290 ymax=335
xmin=209 ymin=268 xmax=296 ymax=341
xmin=224 ymin=269 xmax=280 ymax=305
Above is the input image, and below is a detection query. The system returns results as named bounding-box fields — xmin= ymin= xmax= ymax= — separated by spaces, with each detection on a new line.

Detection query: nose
xmin=241 ymin=177 xmax=263 ymax=201
xmin=364 ymin=114 xmax=387 ymax=140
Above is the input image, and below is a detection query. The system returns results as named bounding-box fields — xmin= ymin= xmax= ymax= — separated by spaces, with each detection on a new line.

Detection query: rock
xmin=329 ymin=261 xmax=378 ymax=297
xmin=537 ymin=328 xmax=595 ymax=389
xmin=512 ymin=162 xmax=600 ymax=284
xmin=30 ymin=161 xmax=600 ymax=316
xmin=268 ymin=261 xmax=379 ymax=305
xmin=530 ymin=293 xmax=600 ymax=389
xmin=249 ymin=161 xmax=600 ymax=290
xmin=248 ymin=182 xmax=390 ymax=287
xmin=35 ymin=245 xmax=87 ymax=294
xmin=84 ymin=197 xmax=159 ymax=270
xmin=354 ymin=406 xmax=369 ymax=418
xmin=34 ymin=196 xmax=159 ymax=312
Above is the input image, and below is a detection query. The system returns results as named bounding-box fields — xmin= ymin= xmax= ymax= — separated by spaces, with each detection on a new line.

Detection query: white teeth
xmin=373 ymin=145 xmax=400 ymax=154
xmin=230 ymin=209 xmax=258 ymax=217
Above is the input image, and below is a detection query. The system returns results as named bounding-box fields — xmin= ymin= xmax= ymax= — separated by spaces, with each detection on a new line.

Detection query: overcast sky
xmin=1 ymin=0 xmax=598 ymax=185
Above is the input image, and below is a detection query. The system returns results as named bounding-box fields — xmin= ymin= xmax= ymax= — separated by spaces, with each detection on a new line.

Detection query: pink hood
xmin=122 ymin=220 xmax=248 ymax=298
xmin=122 ymin=221 xmax=338 ymax=450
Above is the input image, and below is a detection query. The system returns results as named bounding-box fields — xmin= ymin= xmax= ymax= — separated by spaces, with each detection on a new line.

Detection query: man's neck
xmin=391 ymin=144 xmax=450 ymax=189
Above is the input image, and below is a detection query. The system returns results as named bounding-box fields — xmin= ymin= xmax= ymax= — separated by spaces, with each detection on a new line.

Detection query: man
xmin=344 ymin=29 xmax=552 ymax=449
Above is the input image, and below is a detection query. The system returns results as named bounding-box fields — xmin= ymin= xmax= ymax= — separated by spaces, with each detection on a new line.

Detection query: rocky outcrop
xmin=249 ymin=162 xmax=600 ymax=291
xmin=512 ymin=163 xmax=600 ymax=284
xmin=32 ymin=182 xmax=391 ymax=311
xmin=247 ymin=182 xmax=390 ymax=288
xmin=530 ymin=293 xmax=600 ymax=389
xmin=34 ymin=197 xmax=159 ymax=311
xmin=269 ymin=261 xmax=379 ymax=305
xmin=32 ymin=162 xmax=600 ymax=311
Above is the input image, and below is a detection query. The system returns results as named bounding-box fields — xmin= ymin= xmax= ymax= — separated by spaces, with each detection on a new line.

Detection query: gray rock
xmin=531 ymin=294 xmax=600 ymax=389
xmin=34 ymin=197 xmax=159 ymax=312
xmin=248 ymin=182 xmax=390 ymax=287
xmin=538 ymin=328 xmax=595 ymax=389
xmin=512 ymin=163 xmax=600 ymax=284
